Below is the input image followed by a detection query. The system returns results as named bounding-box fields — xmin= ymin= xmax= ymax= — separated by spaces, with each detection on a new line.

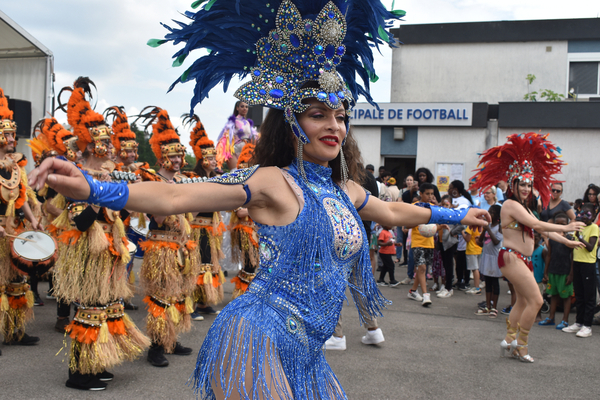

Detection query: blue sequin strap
xmin=83 ymin=169 xmax=129 ymax=210
xmin=207 ymin=165 xmax=260 ymax=185
xmin=414 ymin=202 xmax=470 ymax=224
xmin=356 ymin=192 xmax=370 ymax=212
xmin=207 ymin=165 xmax=260 ymax=206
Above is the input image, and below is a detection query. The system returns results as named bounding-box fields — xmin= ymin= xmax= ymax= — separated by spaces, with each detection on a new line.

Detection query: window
xmin=569 ymin=62 xmax=599 ymax=95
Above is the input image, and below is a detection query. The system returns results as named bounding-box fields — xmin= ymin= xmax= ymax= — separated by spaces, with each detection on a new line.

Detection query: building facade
xmin=352 ymin=18 xmax=600 ymax=201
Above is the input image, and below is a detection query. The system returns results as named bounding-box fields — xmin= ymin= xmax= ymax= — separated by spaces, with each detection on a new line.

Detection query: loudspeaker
xmin=247 ymin=105 xmax=264 ymax=128
xmin=6 ymin=97 xmax=32 ymax=138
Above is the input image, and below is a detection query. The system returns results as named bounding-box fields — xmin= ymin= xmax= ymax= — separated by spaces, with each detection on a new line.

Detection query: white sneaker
xmin=576 ymin=326 xmax=592 ymax=338
xmin=422 ymin=293 xmax=432 ymax=307
xmin=399 ymin=278 xmax=413 ymax=285
xmin=431 ymin=283 xmax=438 ymax=291
xmin=563 ymin=323 xmax=583 ymax=333
xmin=407 ymin=290 xmax=422 ymax=302
xmin=361 ymin=328 xmax=385 ymax=345
xmin=436 ymin=287 xmax=447 ymax=295
xmin=323 ymin=335 xmax=346 ymax=350
xmin=479 ymin=281 xmax=486 ymax=289
xmin=438 ymin=289 xmax=453 ymax=298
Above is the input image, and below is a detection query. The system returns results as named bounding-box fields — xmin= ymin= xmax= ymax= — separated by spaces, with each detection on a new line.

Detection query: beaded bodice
xmin=246 ymin=160 xmax=370 ymax=348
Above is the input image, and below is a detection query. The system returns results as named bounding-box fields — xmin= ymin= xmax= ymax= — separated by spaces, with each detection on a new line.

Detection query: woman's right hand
xmin=565 ymin=221 xmax=585 ymax=233
xmin=29 ymin=158 xmax=90 ymax=200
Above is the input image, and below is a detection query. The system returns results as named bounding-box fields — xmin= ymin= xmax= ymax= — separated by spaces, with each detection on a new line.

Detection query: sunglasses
xmin=551 ymin=189 xmax=562 ymax=193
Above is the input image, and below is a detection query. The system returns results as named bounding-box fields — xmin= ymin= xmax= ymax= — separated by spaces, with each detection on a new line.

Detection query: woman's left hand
xmin=461 ymin=208 xmax=491 ymax=227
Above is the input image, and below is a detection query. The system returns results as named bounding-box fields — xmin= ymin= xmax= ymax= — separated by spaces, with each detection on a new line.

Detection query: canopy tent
xmin=0 ymin=9 xmax=54 ymax=168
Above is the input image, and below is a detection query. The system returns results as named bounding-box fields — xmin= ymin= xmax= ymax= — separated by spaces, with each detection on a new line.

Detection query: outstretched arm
xmin=503 ymin=199 xmax=584 ymax=235
xmin=29 ymin=158 xmax=249 ymax=216
xmin=346 ymin=181 xmax=490 ymax=228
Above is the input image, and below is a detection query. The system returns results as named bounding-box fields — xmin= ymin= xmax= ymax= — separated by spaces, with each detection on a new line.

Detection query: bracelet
xmin=414 ymin=202 xmax=470 ymax=224
xmin=83 ymin=170 xmax=129 ymax=210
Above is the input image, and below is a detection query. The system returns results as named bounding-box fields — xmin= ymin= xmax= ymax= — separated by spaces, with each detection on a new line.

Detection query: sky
xmin=1 ymin=0 xmax=599 ymax=153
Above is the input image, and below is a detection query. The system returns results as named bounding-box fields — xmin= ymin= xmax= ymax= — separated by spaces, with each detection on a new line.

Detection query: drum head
xmin=130 ymin=217 xmax=150 ymax=236
xmin=127 ymin=241 xmax=137 ymax=255
xmin=12 ymin=231 xmax=57 ymax=262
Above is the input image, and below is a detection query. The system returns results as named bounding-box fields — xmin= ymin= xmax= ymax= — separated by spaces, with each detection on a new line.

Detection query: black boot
xmin=66 ymin=371 xmax=107 ymax=391
xmin=173 ymin=342 xmax=192 ymax=356
xmin=147 ymin=343 xmax=169 ymax=367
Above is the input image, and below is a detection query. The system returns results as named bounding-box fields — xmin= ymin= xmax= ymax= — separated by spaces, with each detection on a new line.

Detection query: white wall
xmin=352 ymin=126 xmax=382 ymax=170
xmin=415 ymin=127 xmax=488 ymax=193
xmin=497 ymin=128 xmax=600 ymax=203
xmin=391 ymin=41 xmax=569 ymax=103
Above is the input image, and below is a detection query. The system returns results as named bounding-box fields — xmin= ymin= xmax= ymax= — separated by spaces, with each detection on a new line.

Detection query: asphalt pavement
xmin=1 ymin=261 xmax=597 ymax=399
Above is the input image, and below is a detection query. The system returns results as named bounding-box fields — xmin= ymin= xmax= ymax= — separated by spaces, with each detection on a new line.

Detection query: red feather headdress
xmin=470 ymin=132 xmax=565 ymax=207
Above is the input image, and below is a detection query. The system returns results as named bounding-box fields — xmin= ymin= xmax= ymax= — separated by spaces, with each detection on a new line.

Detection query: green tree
xmin=131 ymin=123 xmax=157 ymax=168
xmin=523 ymin=74 xmax=564 ymax=102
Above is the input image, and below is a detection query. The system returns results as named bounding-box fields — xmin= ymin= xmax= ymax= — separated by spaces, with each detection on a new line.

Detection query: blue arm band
xmin=414 ymin=202 xmax=470 ymax=224
xmin=242 ymin=184 xmax=251 ymax=205
xmin=356 ymin=192 xmax=370 ymax=212
xmin=83 ymin=170 xmax=129 ymax=210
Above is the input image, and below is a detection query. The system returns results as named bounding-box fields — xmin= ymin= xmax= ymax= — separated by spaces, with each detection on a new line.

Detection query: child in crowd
xmin=475 ymin=205 xmax=503 ymax=317
xmin=573 ymin=199 xmax=583 ymax=215
xmin=407 ymin=184 xmax=437 ymax=306
xmin=464 ymin=226 xmax=483 ymax=294
xmin=562 ymin=204 xmax=599 ymax=338
xmin=454 ymin=225 xmax=468 ymax=290
xmin=539 ymin=212 xmax=573 ymax=329
xmin=377 ymin=226 xmax=400 ymax=287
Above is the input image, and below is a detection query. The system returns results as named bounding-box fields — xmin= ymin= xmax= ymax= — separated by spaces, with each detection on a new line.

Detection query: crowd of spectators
xmin=369 ymin=166 xmax=600 ymax=334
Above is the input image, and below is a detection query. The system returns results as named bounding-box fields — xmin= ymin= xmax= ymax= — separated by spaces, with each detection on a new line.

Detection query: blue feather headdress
xmin=150 ymin=0 xmax=404 ymax=142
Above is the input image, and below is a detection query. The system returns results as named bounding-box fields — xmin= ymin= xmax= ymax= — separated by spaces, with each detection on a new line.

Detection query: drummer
xmin=0 ymin=86 xmax=43 ymax=350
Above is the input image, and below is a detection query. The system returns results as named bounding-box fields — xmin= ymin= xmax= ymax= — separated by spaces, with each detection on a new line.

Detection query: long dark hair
xmin=194 ymin=161 xmax=217 ymax=178
xmin=252 ymin=108 xmax=365 ymax=184
xmin=415 ymin=167 xmax=434 ymax=183
xmin=232 ymin=101 xmax=245 ymax=117
xmin=583 ymin=184 xmax=600 ymax=205
xmin=450 ymin=180 xmax=473 ymax=204
xmin=508 ymin=178 xmax=537 ymax=213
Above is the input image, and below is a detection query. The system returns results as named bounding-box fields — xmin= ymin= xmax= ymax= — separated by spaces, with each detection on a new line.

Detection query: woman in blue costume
xmin=30 ymin=1 xmax=491 ymax=398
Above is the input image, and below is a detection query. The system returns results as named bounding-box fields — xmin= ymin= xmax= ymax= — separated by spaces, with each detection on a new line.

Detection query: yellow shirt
xmin=410 ymin=201 xmax=435 ymax=249
xmin=465 ymin=227 xmax=482 ymax=255
xmin=573 ymin=223 xmax=599 ymax=264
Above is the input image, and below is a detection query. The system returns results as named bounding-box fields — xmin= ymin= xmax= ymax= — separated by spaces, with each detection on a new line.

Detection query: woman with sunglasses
xmin=582 ymin=184 xmax=600 ymax=224
xmin=540 ymin=183 xmax=576 ymax=222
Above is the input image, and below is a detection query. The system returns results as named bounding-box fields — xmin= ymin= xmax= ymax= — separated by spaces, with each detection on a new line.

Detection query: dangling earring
xmin=297 ymin=139 xmax=307 ymax=182
xmin=339 ymin=146 xmax=348 ymax=184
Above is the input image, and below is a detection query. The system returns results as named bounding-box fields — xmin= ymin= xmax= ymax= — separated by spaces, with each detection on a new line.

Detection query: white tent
xmin=0 ymin=9 xmax=53 ymax=169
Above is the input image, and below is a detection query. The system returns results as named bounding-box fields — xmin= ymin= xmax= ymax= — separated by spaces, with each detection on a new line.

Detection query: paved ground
xmin=1 ymin=261 xmax=598 ymax=399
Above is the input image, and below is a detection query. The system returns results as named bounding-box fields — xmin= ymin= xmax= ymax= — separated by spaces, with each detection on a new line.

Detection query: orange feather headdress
xmin=236 ymin=143 xmax=255 ymax=169
xmin=0 ymin=87 xmax=17 ymax=147
xmin=184 ymin=114 xmax=215 ymax=162
xmin=38 ymin=117 xmax=80 ymax=162
xmin=137 ymin=106 xmax=186 ymax=170
xmin=105 ymin=106 xmax=138 ymax=160
xmin=470 ymin=132 xmax=565 ymax=207
xmin=28 ymin=120 xmax=58 ymax=166
xmin=58 ymin=77 xmax=111 ymax=155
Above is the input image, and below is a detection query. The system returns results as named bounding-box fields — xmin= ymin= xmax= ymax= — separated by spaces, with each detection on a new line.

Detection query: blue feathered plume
xmin=150 ymin=0 xmax=405 ymax=113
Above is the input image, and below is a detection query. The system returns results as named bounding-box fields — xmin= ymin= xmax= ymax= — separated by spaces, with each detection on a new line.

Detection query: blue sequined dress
xmin=192 ymin=160 xmax=387 ymax=399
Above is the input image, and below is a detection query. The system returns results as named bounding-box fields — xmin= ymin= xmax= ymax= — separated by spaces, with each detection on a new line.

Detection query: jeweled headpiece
xmin=58 ymin=77 xmax=112 ymax=157
xmin=137 ymin=106 xmax=187 ymax=171
xmin=470 ymin=132 xmax=565 ymax=207
xmin=0 ymin=87 xmax=16 ymax=147
xmin=184 ymin=114 xmax=216 ymax=164
xmin=37 ymin=117 xmax=80 ymax=162
xmin=150 ymin=0 xmax=404 ymax=143
xmin=105 ymin=106 xmax=139 ymax=161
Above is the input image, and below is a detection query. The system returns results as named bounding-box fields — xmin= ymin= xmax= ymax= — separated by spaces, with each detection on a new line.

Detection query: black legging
xmin=442 ymin=244 xmax=457 ymax=291
xmin=455 ymin=250 xmax=467 ymax=285
xmin=485 ymin=275 xmax=500 ymax=295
